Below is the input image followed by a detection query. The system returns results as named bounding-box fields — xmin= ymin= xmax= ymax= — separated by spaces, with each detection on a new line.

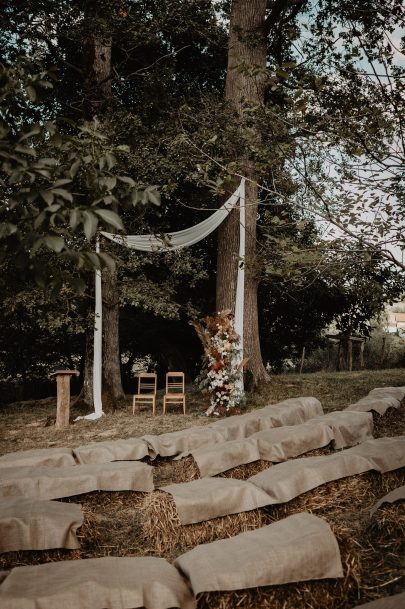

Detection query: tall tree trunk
xmin=217 ymin=0 xmax=270 ymax=386
xmin=102 ymin=265 xmax=125 ymax=406
xmin=71 ymin=331 xmax=94 ymax=410
xmin=80 ymin=2 xmax=125 ymax=409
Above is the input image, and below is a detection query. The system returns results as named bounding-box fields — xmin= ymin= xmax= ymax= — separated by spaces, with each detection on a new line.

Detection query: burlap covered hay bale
xmin=0 ymin=490 xmax=149 ymax=571
xmin=0 ymin=447 xmax=76 ymax=469
xmin=73 ymin=438 xmax=149 ymax=464
xmin=346 ymin=386 xmax=405 ymax=417
xmin=345 ymin=436 xmax=405 ymax=472
xmin=160 ymin=477 xmax=271 ymax=524
xmin=249 ymin=452 xmax=373 ymax=504
xmin=252 ymin=422 xmax=334 ymax=461
xmin=183 ymin=438 xmax=261 ymax=478
xmin=0 ymin=498 xmax=83 ymax=552
xmin=308 ymin=411 xmax=374 ymax=449
xmin=140 ymin=490 xmax=268 ymax=556
xmin=0 ymin=461 xmax=154 ymax=500
xmin=0 ymin=556 xmax=196 ymax=609
xmin=196 ymin=520 xmax=360 ymax=609
xmin=257 ymin=397 xmax=323 ymax=429
xmin=368 ymin=386 xmax=405 ymax=402
xmin=174 ymin=513 xmax=343 ymax=595
xmin=142 ymin=427 xmax=228 ymax=458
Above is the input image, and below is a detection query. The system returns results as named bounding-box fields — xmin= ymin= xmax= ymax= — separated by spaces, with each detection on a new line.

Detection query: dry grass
xmin=1 ymin=369 xmax=404 ymax=456
xmin=254 ymin=369 xmax=405 ymax=413
xmin=0 ymin=370 xmax=404 ymax=608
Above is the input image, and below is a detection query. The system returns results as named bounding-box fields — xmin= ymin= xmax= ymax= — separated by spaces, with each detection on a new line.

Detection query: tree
xmin=212 ymin=0 xmax=405 ymax=386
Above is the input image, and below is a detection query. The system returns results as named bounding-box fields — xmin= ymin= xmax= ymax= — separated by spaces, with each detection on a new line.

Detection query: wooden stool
xmin=163 ymin=372 xmax=186 ymax=415
xmin=132 ymin=373 xmax=157 ymax=416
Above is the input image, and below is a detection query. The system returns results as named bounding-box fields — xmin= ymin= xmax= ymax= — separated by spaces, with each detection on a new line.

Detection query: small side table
xmin=50 ymin=370 xmax=80 ymax=429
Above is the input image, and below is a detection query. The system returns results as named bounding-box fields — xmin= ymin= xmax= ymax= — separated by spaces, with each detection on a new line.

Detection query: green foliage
xmin=0 ymin=59 xmax=161 ymax=288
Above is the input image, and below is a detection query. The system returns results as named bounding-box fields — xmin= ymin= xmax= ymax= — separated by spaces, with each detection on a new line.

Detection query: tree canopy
xmin=1 ymin=0 xmax=404 ymax=402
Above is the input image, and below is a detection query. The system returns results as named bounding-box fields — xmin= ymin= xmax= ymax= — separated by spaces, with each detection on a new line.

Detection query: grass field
xmin=0 ymin=368 xmax=404 ymax=608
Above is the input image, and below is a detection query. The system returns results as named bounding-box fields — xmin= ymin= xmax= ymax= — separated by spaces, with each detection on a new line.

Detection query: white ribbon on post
xmin=234 ymin=178 xmax=245 ymax=393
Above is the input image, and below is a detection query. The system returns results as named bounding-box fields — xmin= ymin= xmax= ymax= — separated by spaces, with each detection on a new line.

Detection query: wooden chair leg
xmin=183 ymin=397 xmax=186 ymax=415
xmin=163 ymin=396 xmax=166 ymax=414
xmin=152 ymin=396 xmax=156 ymax=416
xmin=132 ymin=396 xmax=136 ymax=415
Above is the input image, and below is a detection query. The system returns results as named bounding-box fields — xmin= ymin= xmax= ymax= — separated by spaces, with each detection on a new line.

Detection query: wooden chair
xmin=163 ymin=372 xmax=186 ymax=415
xmin=132 ymin=373 xmax=157 ymax=416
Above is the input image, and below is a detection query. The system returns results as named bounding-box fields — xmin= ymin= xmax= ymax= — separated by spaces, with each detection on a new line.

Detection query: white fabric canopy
xmin=81 ymin=180 xmax=246 ymax=420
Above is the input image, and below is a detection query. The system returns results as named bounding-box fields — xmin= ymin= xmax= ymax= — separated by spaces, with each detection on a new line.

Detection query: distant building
xmin=386 ymin=311 xmax=405 ymax=336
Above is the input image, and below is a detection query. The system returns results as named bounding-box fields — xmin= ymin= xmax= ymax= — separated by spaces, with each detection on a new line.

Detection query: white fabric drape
xmin=101 ymin=186 xmax=241 ymax=251
xmin=83 ymin=181 xmax=246 ymax=420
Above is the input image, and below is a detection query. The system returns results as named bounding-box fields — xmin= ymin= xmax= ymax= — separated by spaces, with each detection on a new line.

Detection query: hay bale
xmin=140 ymin=490 xmax=269 ymax=557
xmin=153 ymin=456 xmax=200 ymax=486
xmin=218 ymin=460 xmax=272 ymax=480
xmin=140 ymin=468 xmax=405 ymax=560
xmin=372 ymin=406 xmax=405 ymax=438
xmin=0 ymin=490 xmax=148 ymax=571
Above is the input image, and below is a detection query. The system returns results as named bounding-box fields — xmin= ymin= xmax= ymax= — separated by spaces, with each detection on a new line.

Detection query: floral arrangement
xmin=191 ymin=310 xmax=246 ymax=417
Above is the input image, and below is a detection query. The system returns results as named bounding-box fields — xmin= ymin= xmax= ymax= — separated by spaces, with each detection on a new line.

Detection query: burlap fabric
xmin=161 ymin=477 xmax=271 ymax=525
xmin=144 ymin=397 xmax=323 ymax=458
xmin=186 ymin=438 xmax=260 ymax=477
xmin=249 ymin=452 xmax=372 ymax=504
xmin=73 ymin=438 xmax=149 ymax=464
xmin=0 ymin=448 xmax=76 ymax=469
xmin=256 ymin=397 xmax=323 ymax=430
xmin=0 ymin=498 xmax=83 ymax=552
xmin=252 ymin=422 xmax=334 ymax=462
xmin=368 ymin=386 xmax=405 ymax=402
xmin=207 ymin=412 xmax=261 ymax=441
xmin=174 ymin=513 xmax=343 ymax=595
xmin=370 ymin=485 xmax=405 ymax=516
xmin=179 ymin=411 xmax=370 ymax=478
xmin=346 ymin=436 xmax=405 ymax=473
xmin=143 ymin=427 xmax=228 ymax=458
xmin=351 ymin=592 xmax=405 ymax=609
xmin=308 ymin=411 xmax=374 ymax=449
xmin=346 ymin=386 xmax=405 ymax=415
xmin=0 ymin=556 xmax=196 ymax=609
xmin=347 ymin=396 xmax=400 ymax=416
xmin=0 ymin=461 xmax=154 ymax=500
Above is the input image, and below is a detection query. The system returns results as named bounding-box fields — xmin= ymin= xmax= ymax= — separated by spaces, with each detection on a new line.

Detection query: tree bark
xmin=81 ymin=2 xmax=125 ymax=409
xmin=102 ymin=266 xmax=125 ymax=406
xmin=217 ymin=0 xmax=270 ymax=386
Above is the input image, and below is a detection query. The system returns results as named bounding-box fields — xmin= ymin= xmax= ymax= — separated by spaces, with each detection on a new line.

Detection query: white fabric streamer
xmin=234 ymin=179 xmax=245 ymax=393
xmin=85 ymin=181 xmax=245 ymax=419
